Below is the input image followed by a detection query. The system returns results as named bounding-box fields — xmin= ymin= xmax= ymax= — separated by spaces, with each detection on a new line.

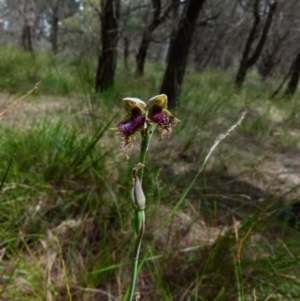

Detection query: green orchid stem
xmin=127 ymin=125 xmax=155 ymax=301
xmin=128 ymin=210 xmax=145 ymax=301
xmin=138 ymin=125 xmax=156 ymax=184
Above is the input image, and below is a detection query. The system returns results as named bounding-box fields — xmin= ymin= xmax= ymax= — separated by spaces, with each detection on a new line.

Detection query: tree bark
xmin=123 ymin=35 xmax=129 ymax=70
xmin=235 ymin=0 xmax=278 ymax=89
xmin=22 ymin=0 xmax=35 ymax=53
xmin=136 ymin=0 xmax=161 ymax=77
xmin=160 ymin=0 xmax=206 ymax=109
xmin=135 ymin=30 xmax=155 ymax=77
xmin=284 ymin=51 xmax=300 ymax=97
xmin=50 ymin=1 xmax=60 ymax=54
xmin=95 ymin=0 xmax=120 ymax=93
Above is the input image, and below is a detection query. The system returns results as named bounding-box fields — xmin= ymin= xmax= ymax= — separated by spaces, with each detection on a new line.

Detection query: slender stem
xmin=127 ymin=125 xmax=155 ymax=301
xmin=128 ymin=211 xmax=145 ymax=301
xmin=138 ymin=125 xmax=156 ymax=184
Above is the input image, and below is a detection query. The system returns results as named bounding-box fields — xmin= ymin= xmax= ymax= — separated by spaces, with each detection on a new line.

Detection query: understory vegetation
xmin=0 ymin=48 xmax=300 ymax=301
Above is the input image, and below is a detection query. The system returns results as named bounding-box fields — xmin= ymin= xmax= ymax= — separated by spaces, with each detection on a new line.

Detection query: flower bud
xmin=132 ymin=164 xmax=146 ymax=210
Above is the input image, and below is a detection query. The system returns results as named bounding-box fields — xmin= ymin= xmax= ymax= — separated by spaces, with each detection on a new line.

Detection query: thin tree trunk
xmin=123 ymin=35 xmax=129 ymax=70
xmin=269 ymin=69 xmax=290 ymax=99
xmin=22 ymin=26 xmax=34 ymax=52
xmin=284 ymin=51 xmax=300 ymax=97
xmin=50 ymin=1 xmax=60 ymax=54
xmin=235 ymin=0 xmax=278 ymax=89
xmin=136 ymin=32 xmax=153 ymax=77
xmin=160 ymin=0 xmax=206 ymax=109
xmin=161 ymin=37 xmax=169 ymax=68
xmin=22 ymin=0 xmax=35 ymax=53
xmin=136 ymin=0 xmax=161 ymax=77
xmin=235 ymin=0 xmax=260 ymax=88
xmin=95 ymin=0 xmax=120 ymax=93
xmin=135 ymin=0 xmax=180 ymax=77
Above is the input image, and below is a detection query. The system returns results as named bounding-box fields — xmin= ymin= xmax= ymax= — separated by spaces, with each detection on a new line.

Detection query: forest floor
xmin=1 ymin=70 xmax=300 ymax=300
xmin=1 ymin=92 xmax=299 ymax=225
xmin=3 ymin=93 xmax=300 ymax=203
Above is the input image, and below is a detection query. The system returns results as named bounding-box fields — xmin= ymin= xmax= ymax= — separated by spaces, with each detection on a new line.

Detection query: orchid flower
xmin=117 ymin=94 xmax=179 ymax=155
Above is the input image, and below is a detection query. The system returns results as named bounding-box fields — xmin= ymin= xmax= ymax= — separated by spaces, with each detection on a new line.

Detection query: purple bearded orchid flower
xmin=117 ymin=98 xmax=147 ymax=154
xmin=147 ymin=94 xmax=180 ymax=138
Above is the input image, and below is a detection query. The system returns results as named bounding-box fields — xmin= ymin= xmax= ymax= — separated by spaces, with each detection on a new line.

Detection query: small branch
xmin=86 ymin=0 xmax=102 ymax=18
xmin=269 ymin=70 xmax=291 ymax=99
xmin=197 ymin=13 xmax=221 ymax=27
xmin=248 ymin=0 xmax=278 ymax=66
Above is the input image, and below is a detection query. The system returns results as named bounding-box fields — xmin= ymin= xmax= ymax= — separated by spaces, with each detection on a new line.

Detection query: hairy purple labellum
xmin=117 ymin=107 xmax=146 ymax=154
xmin=118 ymin=110 xmax=145 ymax=137
xmin=149 ymin=107 xmax=174 ymax=127
xmin=148 ymin=105 xmax=176 ymax=138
